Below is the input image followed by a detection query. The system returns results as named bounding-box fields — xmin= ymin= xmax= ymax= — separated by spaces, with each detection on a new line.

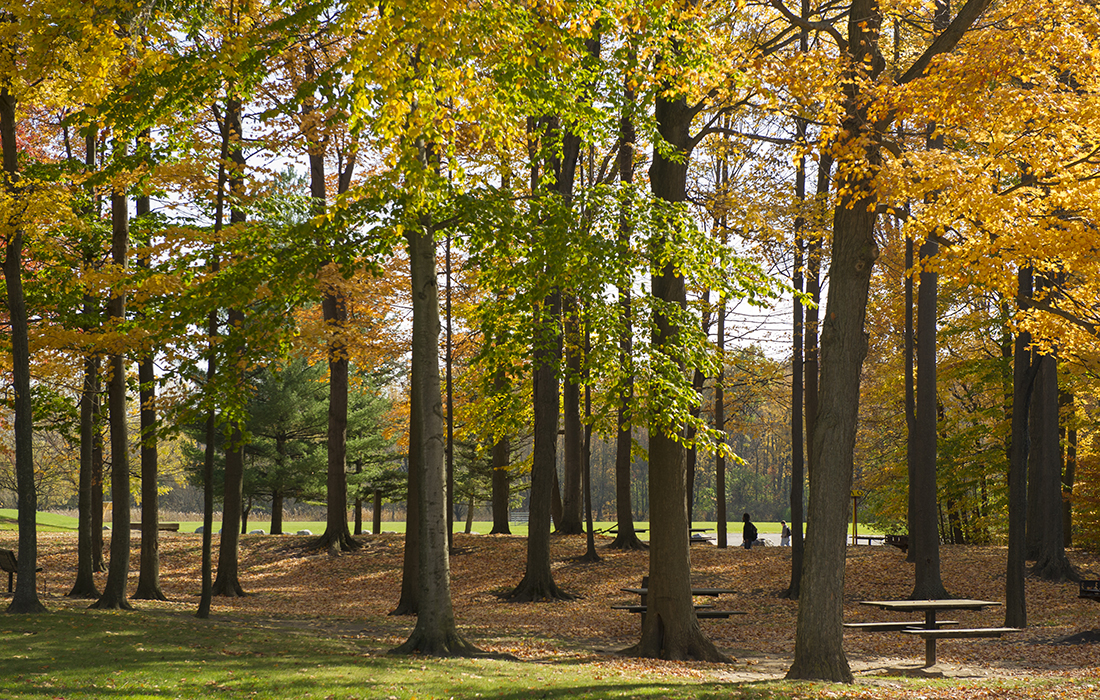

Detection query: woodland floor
xmin=8 ymin=531 xmax=1100 ymax=683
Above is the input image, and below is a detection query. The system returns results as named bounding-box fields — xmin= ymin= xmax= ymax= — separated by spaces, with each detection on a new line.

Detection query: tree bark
xmin=507 ymin=291 xmax=575 ymax=602
xmin=490 ymin=418 xmax=512 ymax=535
xmin=609 ymin=60 xmax=646 ymax=552
xmin=910 ymin=235 xmax=948 ymax=599
xmin=1028 ymin=353 xmax=1077 ymax=581
xmin=69 ymin=131 xmax=101 ymax=599
xmin=1006 ymin=269 xmax=1037 ymax=628
xmin=716 ymin=298 xmax=727 ymax=550
xmin=559 ymin=295 xmax=584 ymax=534
xmin=390 ymin=188 xmax=480 ymax=656
xmin=2 ymin=86 xmax=46 ymax=614
xmin=134 ymin=187 xmax=166 ymax=602
xmin=623 ymin=65 xmax=724 ymax=662
xmin=392 ymin=413 xmax=421 ymax=614
xmin=91 ymin=190 xmax=133 ymax=611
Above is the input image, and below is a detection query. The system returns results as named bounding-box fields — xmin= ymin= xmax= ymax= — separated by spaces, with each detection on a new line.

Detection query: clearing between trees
xmin=4 ymin=531 xmax=1100 ymax=696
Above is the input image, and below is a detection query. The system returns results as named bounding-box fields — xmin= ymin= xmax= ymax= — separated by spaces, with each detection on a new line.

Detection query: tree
xmin=90 ymin=189 xmax=133 ymax=612
xmin=784 ymin=0 xmax=994 ymax=682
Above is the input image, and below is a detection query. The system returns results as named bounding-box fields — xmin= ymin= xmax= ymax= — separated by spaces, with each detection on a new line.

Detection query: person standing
xmin=742 ymin=513 xmax=758 ymax=549
xmin=780 ymin=520 xmax=791 ymax=546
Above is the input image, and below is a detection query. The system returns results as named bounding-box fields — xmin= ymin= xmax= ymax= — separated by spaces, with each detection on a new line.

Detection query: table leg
xmin=924 ymin=610 xmax=937 ymax=667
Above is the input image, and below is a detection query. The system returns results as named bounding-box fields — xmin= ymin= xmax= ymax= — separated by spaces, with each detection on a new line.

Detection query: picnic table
xmin=1 ymin=548 xmax=42 ymax=593
xmin=854 ymin=599 xmax=1018 ymax=667
xmin=851 ymin=535 xmax=885 ymax=546
xmin=617 ymin=585 xmax=745 ymax=624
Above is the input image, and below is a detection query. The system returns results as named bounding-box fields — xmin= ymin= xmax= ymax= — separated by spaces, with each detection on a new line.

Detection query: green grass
xmin=2 ymin=510 xmax=876 ymax=540
xmin=0 ymin=608 xmax=753 ymax=700
xmin=1 ymin=607 xmax=1095 ymax=700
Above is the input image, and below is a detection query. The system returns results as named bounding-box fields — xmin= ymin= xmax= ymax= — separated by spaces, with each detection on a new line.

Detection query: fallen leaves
xmin=12 ymin=531 xmax=1100 ymax=681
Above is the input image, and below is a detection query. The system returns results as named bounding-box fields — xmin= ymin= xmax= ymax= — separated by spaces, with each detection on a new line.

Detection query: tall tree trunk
xmin=507 ymin=291 xmax=574 ymax=602
xmin=490 ymin=372 xmax=512 ymax=535
xmin=2 ymin=86 xmax=46 ymax=614
xmin=392 ymin=419 xmax=421 ymax=614
xmin=788 ymin=4 xmax=884 ymax=680
xmin=716 ymin=298 xmax=727 ymax=550
xmin=390 ymin=181 xmax=480 ymax=656
xmin=211 ymin=96 xmax=248 ymax=598
xmin=91 ymin=366 xmax=106 ymax=573
xmin=1006 ymin=268 xmax=1038 ymax=628
xmin=904 ymin=233 xmax=916 ymax=563
xmin=134 ymin=185 xmax=166 ymax=601
xmin=69 ymin=351 xmax=101 ymax=599
xmin=1029 ymin=353 xmax=1077 ymax=582
xmin=559 ymin=295 xmax=585 ymax=534
xmin=609 ymin=59 xmax=645 ymax=551
xmin=1062 ymin=391 xmax=1076 ymax=548
xmin=787 ymin=117 xmax=806 ymax=588
xmin=910 ymin=233 xmax=948 ymax=598
xmin=91 ymin=190 xmax=133 ymax=611
xmin=70 ymin=130 xmax=101 ymax=599
xmin=796 ymin=153 xmax=829 ymax=598
xmin=624 ymin=66 xmax=724 ymax=663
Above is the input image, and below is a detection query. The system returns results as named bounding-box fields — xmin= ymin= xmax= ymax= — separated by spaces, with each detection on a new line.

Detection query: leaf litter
xmin=15 ymin=531 xmax=1100 ymax=696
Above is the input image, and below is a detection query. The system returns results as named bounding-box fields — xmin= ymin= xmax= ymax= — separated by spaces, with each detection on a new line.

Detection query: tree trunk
xmin=373 ymin=489 xmax=383 ymax=536
xmin=70 ymin=131 xmax=101 ymax=599
xmin=1006 ymin=269 xmax=1037 ymax=628
xmin=795 ymin=153 xmax=829 ymax=599
xmin=91 ymin=364 xmax=106 ymax=573
xmin=68 ymin=353 xmax=100 ymax=599
xmin=716 ymin=299 xmax=727 ymax=550
xmin=91 ymin=190 xmax=133 ymax=612
xmin=134 ymin=187 xmax=166 ymax=602
xmin=507 ymin=290 xmax=575 ymax=602
xmin=392 ymin=425 xmax=421 ymax=614
xmin=2 ymin=87 xmax=46 ymax=614
xmin=271 ymin=489 xmax=284 ymax=535
xmin=559 ymin=295 xmax=584 ymax=534
xmin=1062 ymin=391 xmax=1076 ymax=549
xmin=390 ymin=192 xmax=479 ymax=656
xmin=490 ymin=433 xmax=512 ymax=534
xmin=910 ymin=236 xmax=948 ymax=599
xmin=212 ymin=423 xmax=246 ymax=597
xmin=624 ymin=71 xmax=724 ymax=663
xmin=1028 ymin=354 xmax=1077 ymax=581
xmin=788 ymin=2 xmax=885 ymax=671
xmin=609 ymin=61 xmax=645 ymax=552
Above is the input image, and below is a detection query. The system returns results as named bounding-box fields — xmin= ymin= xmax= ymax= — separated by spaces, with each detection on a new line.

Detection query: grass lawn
xmin=1 ymin=516 xmax=1094 ymax=699
xmin=3 ymin=602 xmax=1096 ymax=700
xmin=0 ymin=509 xmax=876 ymax=540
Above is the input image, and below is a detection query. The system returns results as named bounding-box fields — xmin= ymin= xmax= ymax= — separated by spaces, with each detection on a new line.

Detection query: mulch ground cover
xmin=9 ymin=531 xmax=1100 ymax=681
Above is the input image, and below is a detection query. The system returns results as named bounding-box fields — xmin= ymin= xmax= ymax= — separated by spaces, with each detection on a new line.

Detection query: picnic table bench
xmin=130 ymin=522 xmax=181 ymax=532
xmin=1080 ymin=580 xmax=1100 ymax=601
xmin=616 ymin=581 xmax=746 ymax=624
xmin=855 ymin=599 xmax=1019 ymax=667
xmin=851 ymin=535 xmax=885 ymax=546
xmin=1 ymin=548 xmax=42 ymax=593
xmin=885 ymin=534 xmax=909 ymax=552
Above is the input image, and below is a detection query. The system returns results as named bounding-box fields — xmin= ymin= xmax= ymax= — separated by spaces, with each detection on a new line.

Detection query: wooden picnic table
xmin=856 ymin=599 xmax=1015 ymax=666
xmin=622 ymin=587 xmax=737 ymax=597
xmin=618 ymin=586 xmax=744 ymax=623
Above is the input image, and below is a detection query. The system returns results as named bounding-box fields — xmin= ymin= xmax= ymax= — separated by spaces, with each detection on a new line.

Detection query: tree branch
xmin=897 ymin=0 xmax=994 ymax=85
xmin=769 ymin=0 xmax=847 ymax=51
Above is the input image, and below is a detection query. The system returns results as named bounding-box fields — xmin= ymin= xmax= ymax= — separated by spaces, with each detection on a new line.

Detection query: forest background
xmin=3 ymin=0 xmax=1100 ymax=681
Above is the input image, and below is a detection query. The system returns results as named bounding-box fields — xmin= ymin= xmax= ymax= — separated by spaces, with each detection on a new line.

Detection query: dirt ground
xmin=7 ymin=531 xmax=1100 ymax=681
